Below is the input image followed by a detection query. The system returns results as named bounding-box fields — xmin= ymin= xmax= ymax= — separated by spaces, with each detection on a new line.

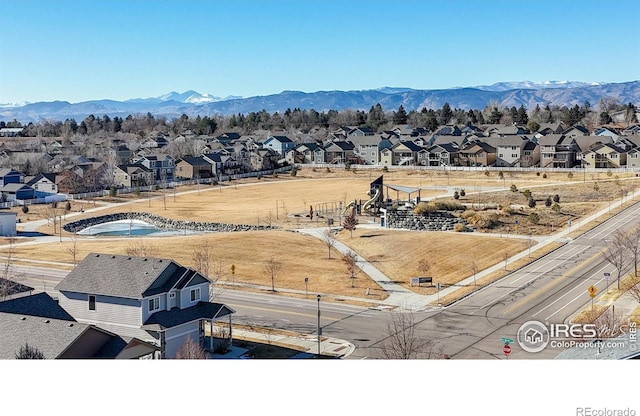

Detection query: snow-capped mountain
xmin=472 ymin=80 xmax=604 ymax=92
xmin=1 ymin=81 xmax=638 ymax=122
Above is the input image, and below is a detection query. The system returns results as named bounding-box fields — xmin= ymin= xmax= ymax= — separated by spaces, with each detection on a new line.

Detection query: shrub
xmin=460 ymin=210 xmax=477 ymax=220
xmin=290 ymin=166 xmax=298 ymax=177
xmin=545 ymin=196 xmax=552 ymax=207
xmin=553 ymin=194 xmax=560 ymax=203
xmin=21 ymin=205 xmax=29 ymax=214
xmin=459 ymin=189 xmax=466 ymax=197
xmin=272 ymin=169 xmax=278 ymax=177
xmin=65 ymin=201 xmax=71 ymax=211
xmin=542 ymin=173 xmax=547 ymax=179
xmin=484 ymin=170 xmax=490 ymax=177
xmin=536 ymin=172 xmax=541 ymax=176
xmin=593 ymin=182 xmax=600 ymax=192
xmin=567 ymin=172 xmax=574 ymax=178
xmin=607 ymin=170 xmax=613 ymax=177
xmin=528 ymin=198 xmax=536 ymax=208
xmin=529 ymin=212 xmax=540 ymax=225
xmin=453 ymin=191 xmax=460 ymax=200
xmin=501 ymin=205 xmax=513 ymax=215
xmin=498 ymin=171 xmax=504 ymax=179
xmin=109 ymin=186 xmax=116 ymax=197
xmin=325 ymin=167 xmax=331 ymax=173
xmin=382 ymin=166 xmax=389 ymax=172
xmin=522 ymin=189 xmax=532 ymax=200
xmin=413 ymin=202 xmax=438 ymax=215
xmin=551 ymin=203 xmax=561 ymax=213
xmin=433 ymin=201 xmax=465 ymax=211
xmin=453 ymin=223 xmax=466 ymax=232
xmin=467 ymin=212 xmax=499 ymax=229
xmin=510 ymin=184 xmax=518 ymax=193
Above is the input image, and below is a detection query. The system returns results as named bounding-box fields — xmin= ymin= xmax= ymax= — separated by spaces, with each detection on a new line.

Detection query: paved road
xmin=9 ymin=186 xmax=640 ymax=359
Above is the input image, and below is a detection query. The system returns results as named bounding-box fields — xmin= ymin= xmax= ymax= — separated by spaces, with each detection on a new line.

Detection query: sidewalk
xmin=230 ymin=327 xmax=356 ymax=359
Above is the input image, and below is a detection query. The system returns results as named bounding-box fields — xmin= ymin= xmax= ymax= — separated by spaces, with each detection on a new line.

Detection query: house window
xmin=89 ymin=295 xmax=96 ymax=311
xmin=148 ymin=297 xmax=160 ymax=312
xmin=512 ymin=154 xmax=518 ymax=158
xmin=190 ymin=288 xmax=201 ymax=302
xmin=169 ymin=293 xmax=176 ymax=299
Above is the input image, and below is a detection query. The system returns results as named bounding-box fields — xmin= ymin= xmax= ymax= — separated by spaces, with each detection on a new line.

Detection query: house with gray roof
xmin=55 ymin=253 xmax=235 ymax=358
xmin=0 ymin=292 xmax=159 ymax=359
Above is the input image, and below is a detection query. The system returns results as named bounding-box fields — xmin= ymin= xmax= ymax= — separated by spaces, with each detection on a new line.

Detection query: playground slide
xmin=362 ymin=188 xmax=381 ymax=212
xmin=342 ymin=200 xmax=355 ymax=215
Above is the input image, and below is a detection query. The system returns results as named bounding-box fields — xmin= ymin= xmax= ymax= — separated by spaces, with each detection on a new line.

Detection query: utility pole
xmin=316 ymin=294 xmax=321 ymax=358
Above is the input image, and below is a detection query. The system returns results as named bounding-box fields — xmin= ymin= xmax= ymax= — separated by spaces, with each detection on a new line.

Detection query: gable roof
xmin=142 ymin=302 xmax=234 ymax=330
xmin=0 ymin=292 xmax=74 ymax=321
xmin=55 ymin=253 xmax=210 ymax=300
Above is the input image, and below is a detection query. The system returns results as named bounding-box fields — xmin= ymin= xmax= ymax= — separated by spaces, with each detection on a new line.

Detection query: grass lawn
xmin=6 ymin=167 xmax=639 ymax=305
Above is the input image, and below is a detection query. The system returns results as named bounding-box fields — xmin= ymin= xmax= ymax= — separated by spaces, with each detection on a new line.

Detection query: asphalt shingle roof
xmin=142 ymin=302 xmax=234 ymax=330
xmin=55 ymin=253 xmax=207 ymax=300
xmin=0 ymin=292 xmax=74 ymax=321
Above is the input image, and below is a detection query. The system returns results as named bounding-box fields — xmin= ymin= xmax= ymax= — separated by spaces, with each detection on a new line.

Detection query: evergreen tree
xmin=438 ymin=102 xmax=453 ymax=125
xmin=392 ymin=105 xmax=408 ymax=124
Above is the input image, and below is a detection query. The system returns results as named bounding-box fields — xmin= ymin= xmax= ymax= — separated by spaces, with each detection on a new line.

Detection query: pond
xmin=76 ymin=219 xmax=197 ymax=237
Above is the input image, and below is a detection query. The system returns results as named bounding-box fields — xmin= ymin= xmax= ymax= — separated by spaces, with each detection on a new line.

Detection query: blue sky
xmin=1 ymin=0 xmax=639 ymax=104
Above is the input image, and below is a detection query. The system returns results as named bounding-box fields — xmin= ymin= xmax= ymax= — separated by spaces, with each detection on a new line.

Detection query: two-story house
xmin=113 ymin=164 xmax=154 ymax=188
xmin=134 ymin=154 xmax=175 ymax=182
xmin=175 ymin=156 xmax=214 ymax=180
xmin=263 ymin=135 xmax=295 ymax=157
xmin=581 ymin=143 xmax=627 ymax=168
xmin=458 ymin=141 xmax=496 ymax=167
xmin=55 ymin=253 xmax=235 ymax=358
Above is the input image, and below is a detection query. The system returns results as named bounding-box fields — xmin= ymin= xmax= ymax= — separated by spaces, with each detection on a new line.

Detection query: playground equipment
xmin=343 ymin=175 xmax=385 ymax=216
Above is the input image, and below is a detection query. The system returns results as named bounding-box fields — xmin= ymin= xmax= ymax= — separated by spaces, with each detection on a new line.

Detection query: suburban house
xmin=594 ymin=127 xmax=620 ymax=141
xmin=0 ymin=292 xmax=159 ymax=359
xmin=134 ymin=154 xmax=176 ymax=181
xmin=113 ymin=164 xmax=154 ymax=188
xmin=290 ymin=142 xmax=324 ymax=164
xmin=25 ymin=173 xmax=58 ymax=194
xmin=495 ymin=137 xmax=529 ymax=167
xmin=324 ymin=141 xmax=355 ymax=164
xmin=538 ymin=134 xmax=580 ymax=168
xmin=581 ymin=143 xmax=627 ymax=168
xmin=263 ymin=135 xmax=294 ymax=157
xmin=391 ymin=141 xmax=422 ymax=166
xmin=0 ymin=183 xmax=35 ymax=201
xmin=423 ymin=143 xmax=459 ymax=167
xmin=458 ymin=141 xmax=496 ymax=167
xmin=562 ymin=125 xmax=590 ymax=138
xmin=175 ymin=156 xmax=214 ymax=180
xmin=249 ymin=148 xmax=280 ymax=171
xmin=55 ymin=253 xmax=235 ymax=358
xmin=350 ymin=134 xmax=385 ymax=165
xmin=0 ymin=168 xmax=24 ymax=187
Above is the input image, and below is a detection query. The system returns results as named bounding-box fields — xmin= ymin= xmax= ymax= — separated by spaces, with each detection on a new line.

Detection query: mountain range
xmin=2 ymin=81 xmax=638 ymax=123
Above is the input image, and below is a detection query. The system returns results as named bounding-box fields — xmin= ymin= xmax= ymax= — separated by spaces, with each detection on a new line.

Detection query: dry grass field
xmin=5 ymin=167 xmax=640 ymax=303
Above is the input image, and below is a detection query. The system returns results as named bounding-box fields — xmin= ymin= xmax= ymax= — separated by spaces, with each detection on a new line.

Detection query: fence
xmin=296 ymin=163 xmax=640 ymax=175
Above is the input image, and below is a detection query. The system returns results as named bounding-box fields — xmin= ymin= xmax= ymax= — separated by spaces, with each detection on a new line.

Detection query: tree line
xmin=2 ymin=99 xmax=637 ymax=139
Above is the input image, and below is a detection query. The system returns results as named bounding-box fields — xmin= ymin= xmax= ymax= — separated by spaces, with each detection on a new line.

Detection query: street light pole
xmin=316 ymin=294 xmax=321 ymax=358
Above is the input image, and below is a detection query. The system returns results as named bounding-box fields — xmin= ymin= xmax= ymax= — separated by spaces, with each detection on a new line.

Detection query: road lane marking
xmin=503 ymin=251 xmax=603 ymax=316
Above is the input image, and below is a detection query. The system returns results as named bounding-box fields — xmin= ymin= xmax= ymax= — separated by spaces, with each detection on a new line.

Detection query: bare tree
xmin=15 ymin=343 xmax=45 ymax=359
xmin=342 ymin=208 xmax=359 ymax=237
xmin=342 ymin=250 xmax=358 ymax=288
xmin=471 ymin=260 xmax=478 ymax=286
xmin=321 ymin=228 xmax=337 ymax=259
xmin=66 ymin=236 xmax=80 ymax=267
xmin=623 ymin=226 xmax=640 ymax=277
xmin=174 ymin=336 xmax=207 ymax=359
xmin=263 ymin=256 xmax=282 ymax=292
xmin=192 ymin=243 xmax=224 ymax=301
xmin=263 ymin=210 xmax=274 ymax=229
xmin=125 ymin=239 xmax=158 ymax=257
xmin=416 ymin=258 xmax=431 ymax=276
xmin=602 ymin=230 xmax=632 ymax=290
xmin=0 ymin=237 xmax=19 ymax=301
xmin=378 ymin=312 xmax=444 ymax=359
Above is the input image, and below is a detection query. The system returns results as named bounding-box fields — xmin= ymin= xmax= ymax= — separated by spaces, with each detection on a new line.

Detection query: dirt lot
xmin=5 ymin=167 xmax=639 ymax=302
